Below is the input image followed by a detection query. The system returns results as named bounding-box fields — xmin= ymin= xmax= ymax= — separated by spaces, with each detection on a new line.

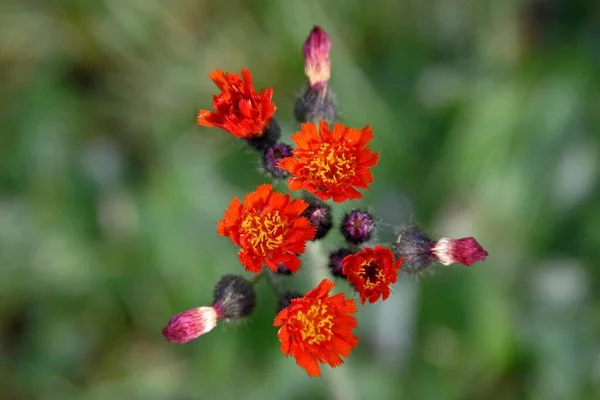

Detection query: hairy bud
xmin=392 ymin=226 xmax=437 ymax=274
xmin=301 ymin=196 xmax=333 ymax=240
xmin=246 ymin=118 xmax=281 ymax=151
xmin=263 ymin=143 xmax=292 ymax=179
xmin=295 ymin=26 xmax=337 ymax=124
xmin=393 ymin=227 xmax=488 ymax=273
xmin=276 ymin=263 xmax=293 ymax=275
xmin=277 ymin=291 xmax=303 ymax=313
xmin=294 ymin=84 xmax=338 ymax=125
xmin=212 ymin=274 xmax=256 ymax=319
xmin=341 ymin=209 xmax=375 ymax=245
xmin=328 ymin=248 xmax=355 ymax=278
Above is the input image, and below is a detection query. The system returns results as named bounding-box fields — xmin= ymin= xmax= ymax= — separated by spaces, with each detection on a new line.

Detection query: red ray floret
xmin=274 ymin=279 xmax=359 ymax=377
xmin=217 ymin=184 xmax=316 ymax=274
xmin=197 ymin=68 xmax=276 ymax=139
xmin=342 ymin=246 xmax=403 ymax=304
xmin=278 ymin=121 xmax=380 ymax=202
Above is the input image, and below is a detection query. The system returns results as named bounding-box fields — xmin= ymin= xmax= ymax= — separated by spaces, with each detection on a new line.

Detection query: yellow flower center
xmin=240 ymin=210 xmax=286 ymax=256
xmin=359 ymin=262 xmax=383 ymax=289
xmin=307 ymin=143 xmax=356 ymax=187
xmin=293 ymin=300 xmax=334 ymax=345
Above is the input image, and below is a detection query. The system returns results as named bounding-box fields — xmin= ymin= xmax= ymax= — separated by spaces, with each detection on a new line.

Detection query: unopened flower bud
xmin=263 ymin=143 xmax=292 ymax=179
xmin=432 ymin=237 xmax=488 ymax=266
xmin=162 ymin=306 xmax=218 ymax=344
xmin=301 ymin=196 xmax=333 ymax=240
xmin=341 ymin=209 xmax=375 ymax=244
xmin=295 ymin=26 xmax=337 ymax=125
xmin=162 ymin=274 xmax=257 ymax=344
xmin=277 ymin=291 xmax=303 ymax=313
xmin=392 ymin=226 xmax=437 ymax=274
xmin=294 ymin=84 xmax=338 ymax=125
xmin=212 ymin=274 xmax=256 ymax=319
xmin=393 ymin=227 xmax=489 ymax=273
xmin=303 ymin=26 xmax=331 ymax=87
xmin=328 ymin=248 xmax=354 ymax=278
xmin=276 ymin=263 xmax=293 ymax=275
xmin=246 ymin=118 xmax=281 ymax=151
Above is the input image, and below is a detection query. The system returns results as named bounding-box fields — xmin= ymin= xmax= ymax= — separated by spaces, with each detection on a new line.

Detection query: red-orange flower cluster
xmin=217 ymin=184 xmax=316 ymax=274
xmin=278 ymin=121 xmax=380 ymax=202
xmin=342 ymin=246 xmax=403 ymax=304
xmin=197 ymin=68 xmax=276 ymax=139
xmin=274 ymin=279 xmax=359 ymax=377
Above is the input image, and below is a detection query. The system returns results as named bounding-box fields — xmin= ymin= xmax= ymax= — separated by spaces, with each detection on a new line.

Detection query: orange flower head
xmin=217 ymin=184 xmax=316 ymax=274
xmin=342 ymin=246 xmax=403 ymax=304
xmin=278 ymin=121 xmax=380 ymax=202
xmin=274 ymin=279 xmax=359 ymax=377
xmin=197 ymin=68 xmax=276 ymax=139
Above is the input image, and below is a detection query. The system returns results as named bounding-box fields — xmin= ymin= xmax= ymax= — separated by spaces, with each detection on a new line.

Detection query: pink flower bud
xmin=162 ymin=306 xmax=218 ymax=344
xmin=432 ymin=237 xmax=488 ymax=266
xmin=303 ymin=26 xmax=331 ymax=87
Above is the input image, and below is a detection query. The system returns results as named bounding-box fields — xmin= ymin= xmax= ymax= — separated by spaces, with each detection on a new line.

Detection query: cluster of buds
xmin=163 ymin=26 xmax=488 ymax=377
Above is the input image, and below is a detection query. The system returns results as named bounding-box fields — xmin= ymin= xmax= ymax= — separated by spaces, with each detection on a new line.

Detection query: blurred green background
xmin=1 ymin=0 xmax=599 ymax=399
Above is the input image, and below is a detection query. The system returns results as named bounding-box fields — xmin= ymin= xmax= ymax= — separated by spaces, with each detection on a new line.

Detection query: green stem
xmin=266 ymin=269 xmax=284 ymax=297
xmin=249 ymin=271 xmax=265 ymax=286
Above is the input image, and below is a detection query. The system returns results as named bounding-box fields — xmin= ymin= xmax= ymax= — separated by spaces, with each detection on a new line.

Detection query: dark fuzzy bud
xmin=263 ymin=143 xmax=292 ymax=179
xmin=294 ymin=84 xmax=337 ymax=125
xmin=277 ymin=291 xmax=303 ymax=313
xmin=340 ymin=209 xmax=375 ymax=245
xmin=301 ymin=196 xmax=333 ymax=240
xmin=212 ymin=274 xmax=256 ymax=319
xmin=328 ymin=248 xmax=354 ymax=278
xmin=276 ymin=263 xmax=293 ymax=275
xmin=246 ymin=118 xmax=281 ymax=151
xmin=392 ymin=226 xmax=437 ymax=274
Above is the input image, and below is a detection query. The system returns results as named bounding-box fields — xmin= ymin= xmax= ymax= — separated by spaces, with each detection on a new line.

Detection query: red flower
xmin=274 ymin=279 xmax=359 ymax=377
xmin=342 ymin=246 xmax=402 ymax=304
xmin=217 ymin=184 xmax=316 ymax=274
xmin=278 ymin=121 xmax=380 ymax=203
xmin=197 ymin=68 xmax=276 ymax=139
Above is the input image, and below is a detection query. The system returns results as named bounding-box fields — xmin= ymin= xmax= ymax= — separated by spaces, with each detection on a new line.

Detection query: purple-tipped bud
xmin=277 ymin=291 xmax=303 ymax=313
xmin=212 ymin=274 xmax=256 ymax=319
xmin=341 ymin=209 xmax=375 ymax=244
xmin=393 ymin=227 xmax=489 ymax=273
xmin=246 ymin=118 xmax=281 ymax=151
xmin=432 ymin=237 xmax=488 ymax=266
xmin=263 ymin=143 xmax=292 ymax=179
xmin=301 ymin=196 xmax=333 ymax=240
xmin=162 ymin=306 xmax=218 ymax=344
xmin=328 ymin=248 xmax=354 ymax=278
xmin=303 ymin=26 xmax=331 ymax=87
